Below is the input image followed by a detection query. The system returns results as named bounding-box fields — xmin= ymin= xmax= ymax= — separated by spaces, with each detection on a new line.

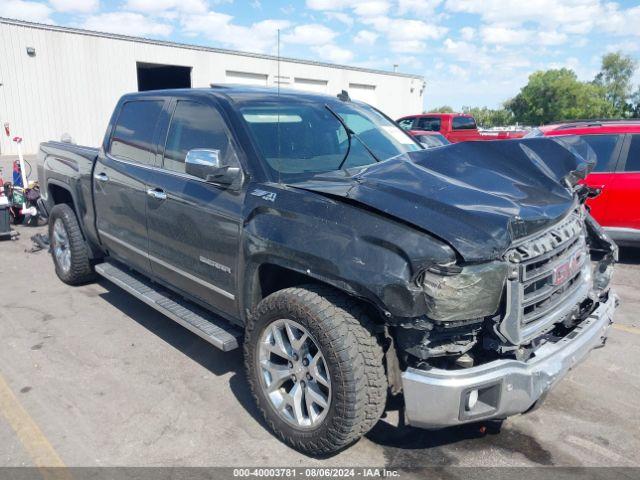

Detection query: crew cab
xmin=39 ymin=86 xmax=617 ymax=455
xmin=397 ymin=112 xmax=525 ymax=143
xmin=527 ymin=120 xmax=640 ymax=246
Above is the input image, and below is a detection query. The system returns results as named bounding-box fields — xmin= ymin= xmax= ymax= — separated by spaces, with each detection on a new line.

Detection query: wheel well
xmin=49 ymin=184 xmax=74 ymax=210
xmin=251 ymin=263 xmax=383 ymax=323
xmin=255 ymin=264 xmax=319 ymax=304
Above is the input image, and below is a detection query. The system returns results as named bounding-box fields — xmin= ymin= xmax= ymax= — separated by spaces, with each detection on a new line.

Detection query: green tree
xmin=428 ymin=105 xmax=454 ymax=113
xmin=461 ymin=106 xmax=515 ymax=128
xmin=631 ymin=87 xmax=640 ymax=118
xmin=506 ymin=68 xmax=612 ymax=125
xmin=594 ymin=51 xmax=637 ymax=116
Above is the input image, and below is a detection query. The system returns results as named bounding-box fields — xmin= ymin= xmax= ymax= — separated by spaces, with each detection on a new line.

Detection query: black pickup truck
xmin=39 ymin=86 xmax=618 ymax=454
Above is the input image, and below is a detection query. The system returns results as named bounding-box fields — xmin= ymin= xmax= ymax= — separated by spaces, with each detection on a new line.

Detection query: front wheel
xmin=244 ymin=285 xmax=387 ymax=455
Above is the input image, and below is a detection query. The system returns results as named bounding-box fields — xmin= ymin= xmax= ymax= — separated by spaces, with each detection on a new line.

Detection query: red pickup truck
xmin=397 ymin=113 xmax=525 ymax=143
xmin=526 ymin=120 xmax=640 ymax=246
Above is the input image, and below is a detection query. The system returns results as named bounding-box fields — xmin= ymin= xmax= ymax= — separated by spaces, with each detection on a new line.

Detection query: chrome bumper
xmin=401 ymin=293 xmax=618 ymax=429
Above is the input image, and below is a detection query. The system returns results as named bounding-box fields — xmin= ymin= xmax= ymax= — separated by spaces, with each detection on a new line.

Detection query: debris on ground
xmin=29 ymin=233 xmax=50 ymax=252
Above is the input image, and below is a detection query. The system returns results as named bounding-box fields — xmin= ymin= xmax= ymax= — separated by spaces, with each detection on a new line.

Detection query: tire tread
xmin=244 ymin=285 xmax=387 ymax=455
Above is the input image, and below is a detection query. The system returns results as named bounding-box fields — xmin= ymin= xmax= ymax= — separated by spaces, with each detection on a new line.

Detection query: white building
xmin=0 ymin=17 xmax=425 ymax=156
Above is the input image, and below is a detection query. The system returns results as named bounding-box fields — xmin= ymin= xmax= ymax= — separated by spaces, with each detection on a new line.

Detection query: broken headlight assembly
xmin=416 ymin=261 xmax=508 ymax=322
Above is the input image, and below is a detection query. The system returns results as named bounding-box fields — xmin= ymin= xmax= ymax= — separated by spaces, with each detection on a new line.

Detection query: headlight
xmin=417 ymin=261 xmax=508 ymax=322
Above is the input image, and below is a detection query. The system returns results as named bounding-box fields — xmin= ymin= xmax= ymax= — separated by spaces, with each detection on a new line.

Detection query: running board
xmin=95 ymin=262 xmax=242 ymax=351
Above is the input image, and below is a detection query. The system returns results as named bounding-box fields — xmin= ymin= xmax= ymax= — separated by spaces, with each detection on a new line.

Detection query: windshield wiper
xmin=324 ymin=104 xmax=352 ymax=172
xmin=324 ymin=104 xmax=380 ymax=171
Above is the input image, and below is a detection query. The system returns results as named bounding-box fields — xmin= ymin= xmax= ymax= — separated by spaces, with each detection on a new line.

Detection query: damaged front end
xmin=393 ymin=140 xmax=619 ymax=428
xmin=396 ymin=202 xmax=617 ymax=370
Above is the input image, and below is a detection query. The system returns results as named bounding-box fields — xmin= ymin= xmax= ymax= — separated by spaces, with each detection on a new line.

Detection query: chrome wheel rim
xmin=52 ymin=219 xmax=71 ymax=274
xmin=257 ymin=319 xmax=331 ymax=429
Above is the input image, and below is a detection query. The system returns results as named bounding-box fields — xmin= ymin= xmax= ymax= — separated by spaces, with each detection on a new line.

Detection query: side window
xmin=580 ymin=135 xmax=620 ymax=173
xmin=624 ymin=134 xmax=640 ymax=172
xmin=109 ymin=100 xmax=164 ymax=165
xmin=416 ymin=117 xmax=441 ymax=131
xmin=452 ymin=116 xmax=477 ymax=130
xmin=163 ymin=100 xmax=239 ymax=174
xmin=397 ymin=118 xmax=414 ymax=131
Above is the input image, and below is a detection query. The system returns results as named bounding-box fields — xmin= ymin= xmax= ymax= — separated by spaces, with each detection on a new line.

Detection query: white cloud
xmin=81 ymin=12 xmax=173 ymax=37
xmin=480 ymin=26 xmax=567 ymax=46
xmin=0 ymin=0 xmax=53 ymax=22
xmin=362 ymin=17 xmax=447 ymax=53
xmin=306 ymin=0 xmax=390 ymax=17
xmin=353 ymin=29 xmax=377 ymax=45
xmin=124 ymin=0 xmax=208 ymax=14
xmin=448 ymin=64 xmax=469 ymax=79
xmin=50 ymin=0 xmax=99 ymax=13
xmin=312 ymin=43 xmax=353 ymax=63
xmin=443 ymin=0 xmax=640 ymax=40
xmin=460 ymin=26 xmax=475 ymax=41
xmin=353 ymin=1 xmax=390 ymax=17
xmin=181 ymin=12 xmax=290 ymax=53
xmin=283 ymin=23 xmax=337 ymax=45
xmin=480 ymin=26 xmax=532 ymax=45
xmin=324 ymin=11 xmax=353 ymax=27
xmin=597 ymin=4 xmax=640 ymax=37
xmin=445 ymin=0 xmax=603 ymax=32
xmin=442 ymin=37 xmax=531 ymax=70
xmin=393 ymin=55 xmax=423 ymax=69
xmin=306 ymin=0 xmax=346 ymax=10
xmin=398 ymin=0 xmax=442 ymax=17
xmin=366 ymin=17 xmax=447 ymax=40
xmin=537 ymin=30 xmax=568 ymax=45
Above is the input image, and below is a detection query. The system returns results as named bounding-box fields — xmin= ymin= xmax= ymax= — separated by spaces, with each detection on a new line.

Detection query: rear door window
xmin=416 ymin=117 xmax=441 ymax=131
xmin=623 ymin=134 xmax=640 ymax=172
xmin=452 ymin=116 xmax=477 ymax=130
xmin=580 ymin=134 xmax=620 ymax=172
xmin=109 ymin=100 xmax=164 ymax=165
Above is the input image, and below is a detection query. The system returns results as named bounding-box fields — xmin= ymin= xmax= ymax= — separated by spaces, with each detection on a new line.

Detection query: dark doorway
xmin=137 ymin=62 xmax=192 ymax=91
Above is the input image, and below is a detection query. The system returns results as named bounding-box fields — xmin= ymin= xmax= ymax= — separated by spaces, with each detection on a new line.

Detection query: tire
xmin=244 ymin=285 xmax=387 ymax=455
xmin=48 ymin=203 xmax=95 ymax=285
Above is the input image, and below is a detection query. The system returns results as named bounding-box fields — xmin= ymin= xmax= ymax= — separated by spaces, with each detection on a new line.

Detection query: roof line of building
xmin=0 ymin=17 xmax=424 ymax=81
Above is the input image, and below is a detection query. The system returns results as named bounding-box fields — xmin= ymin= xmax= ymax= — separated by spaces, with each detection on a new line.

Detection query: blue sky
xmin=2 ymin=0 xmax=640 ymax=109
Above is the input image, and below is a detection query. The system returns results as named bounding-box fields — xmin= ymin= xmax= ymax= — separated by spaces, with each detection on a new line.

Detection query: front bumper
xmin=401 ymin=292 xmax=618 ymax=429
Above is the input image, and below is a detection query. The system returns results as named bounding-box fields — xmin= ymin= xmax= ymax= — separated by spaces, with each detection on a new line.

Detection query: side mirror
xmin=185 ymin=149 xmax=241 ymax=186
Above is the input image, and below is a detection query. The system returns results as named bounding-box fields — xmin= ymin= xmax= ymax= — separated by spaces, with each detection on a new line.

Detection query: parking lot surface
xmin=1 ymin=224 xmax=639 ymax=468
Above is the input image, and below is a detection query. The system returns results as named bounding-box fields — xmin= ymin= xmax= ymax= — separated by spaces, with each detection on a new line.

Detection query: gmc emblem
xmin=552 ymin=251 xmax=584 ymax=286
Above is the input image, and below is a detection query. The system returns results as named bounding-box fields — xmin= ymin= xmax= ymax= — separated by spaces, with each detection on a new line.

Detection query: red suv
xmin=527 ymin=120 xmax=640 ymax=246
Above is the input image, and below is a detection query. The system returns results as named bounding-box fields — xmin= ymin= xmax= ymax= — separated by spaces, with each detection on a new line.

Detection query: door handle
xmin=94 ymin=172 xmax=109 ymax=182
xmin=146 ymin=188 xmax=167 ymax=201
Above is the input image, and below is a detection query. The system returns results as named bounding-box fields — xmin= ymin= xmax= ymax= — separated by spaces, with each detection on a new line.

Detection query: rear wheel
xmin=48 ymin=203 xmax=95 ymax=285
xmin=245 ymin=285 xmax=387 ymax=455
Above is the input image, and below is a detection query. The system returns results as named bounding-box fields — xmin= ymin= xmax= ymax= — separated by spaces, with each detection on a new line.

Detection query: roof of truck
xmin=126 ymin=85 xmax=358 ymax=106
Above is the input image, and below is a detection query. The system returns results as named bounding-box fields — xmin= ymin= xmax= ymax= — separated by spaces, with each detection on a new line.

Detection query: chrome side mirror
xmin=185 ymin=149 xmax=241 ymax=186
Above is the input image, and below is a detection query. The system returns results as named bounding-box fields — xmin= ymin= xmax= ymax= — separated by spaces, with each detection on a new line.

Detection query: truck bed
xmin=39 ymin=141 xmax=101 ymax=256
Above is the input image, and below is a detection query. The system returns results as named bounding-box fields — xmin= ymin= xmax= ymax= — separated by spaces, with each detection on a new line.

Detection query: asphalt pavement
xmin=1 ymin=224 xmax=639 ymax=470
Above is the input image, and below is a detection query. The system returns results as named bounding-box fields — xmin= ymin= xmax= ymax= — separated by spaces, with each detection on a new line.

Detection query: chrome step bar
xmin=95 ymin=262 xmax=242 ymax=351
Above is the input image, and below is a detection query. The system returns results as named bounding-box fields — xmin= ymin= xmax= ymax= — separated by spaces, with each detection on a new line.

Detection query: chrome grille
xmin=500 ymin=211 xmax=592 ymax=344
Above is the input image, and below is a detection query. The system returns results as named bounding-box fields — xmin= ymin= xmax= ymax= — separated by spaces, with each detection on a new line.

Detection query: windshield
xmin=239 ymin=99 xmax=421 ymax=180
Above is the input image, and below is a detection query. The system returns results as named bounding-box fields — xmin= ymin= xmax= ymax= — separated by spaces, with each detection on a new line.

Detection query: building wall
xmin=0 ymin=19 xmax=425 ymax=156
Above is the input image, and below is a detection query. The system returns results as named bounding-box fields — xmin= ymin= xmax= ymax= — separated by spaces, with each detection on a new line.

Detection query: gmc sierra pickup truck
xmin=39 ymin=86 xmax=618 ymax=455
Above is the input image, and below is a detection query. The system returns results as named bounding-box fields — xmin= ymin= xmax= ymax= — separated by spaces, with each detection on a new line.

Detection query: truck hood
xmin=289 ymin=137 xmax=595 ymax=262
